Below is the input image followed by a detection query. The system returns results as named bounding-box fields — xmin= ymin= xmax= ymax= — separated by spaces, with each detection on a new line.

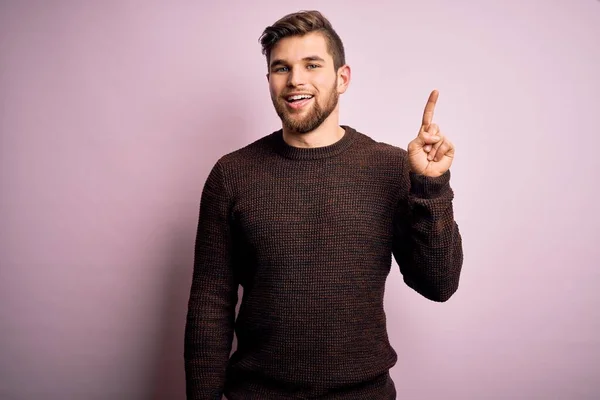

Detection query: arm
xmin=392 ymin=151 xmax=464 ymax=302
xmin=184 ymin=161 xmax=238 ymax=399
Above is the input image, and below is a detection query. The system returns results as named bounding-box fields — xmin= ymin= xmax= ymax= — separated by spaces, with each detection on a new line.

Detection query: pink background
xmin=1 ymin=1 xmax=599 ymax=399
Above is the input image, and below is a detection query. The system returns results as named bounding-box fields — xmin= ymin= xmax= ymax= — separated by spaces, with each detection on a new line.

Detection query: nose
xmin=287 ymin=66 xmax=306 ymax=87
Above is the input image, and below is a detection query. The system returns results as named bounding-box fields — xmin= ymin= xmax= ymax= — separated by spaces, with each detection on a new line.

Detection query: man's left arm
xmin=392 ymin=165 xmax=463 ymax=302
xmin=392 ymin=89 xmax=464 ymax=302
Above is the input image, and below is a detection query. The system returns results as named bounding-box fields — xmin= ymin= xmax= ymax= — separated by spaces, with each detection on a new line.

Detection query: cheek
xmin=269 ymin=81 xmax=284 ymax=97
xmin=314 ymin=75 xmax=337 ymax=93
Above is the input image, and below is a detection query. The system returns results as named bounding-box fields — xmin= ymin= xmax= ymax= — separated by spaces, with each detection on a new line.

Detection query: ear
xmin=336 ymin=64 xmax=351 ymax=94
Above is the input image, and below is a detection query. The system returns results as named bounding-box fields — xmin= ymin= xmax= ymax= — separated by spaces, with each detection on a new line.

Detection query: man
xmin=184 ymin=10 xmax=463 ymax=400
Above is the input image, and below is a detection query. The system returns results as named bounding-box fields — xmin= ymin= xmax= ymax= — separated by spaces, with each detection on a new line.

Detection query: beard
xmin=272 ymin=79 xmax=339 ymax=134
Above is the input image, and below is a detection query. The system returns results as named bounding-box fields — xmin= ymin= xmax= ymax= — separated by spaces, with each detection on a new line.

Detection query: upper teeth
xmin=288 ymin=94 xmax=312 ymax=101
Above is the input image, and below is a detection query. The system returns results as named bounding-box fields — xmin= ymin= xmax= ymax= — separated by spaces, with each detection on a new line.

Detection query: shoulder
xmin=351 ymin=127 xmax=408 ymax=167
xmin=213 ymin=131 xmax=278 ymax=171
xmin=202 ymin=131 xmax=281 ymax=196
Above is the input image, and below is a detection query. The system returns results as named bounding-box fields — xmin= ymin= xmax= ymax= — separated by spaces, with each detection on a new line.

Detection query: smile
xmin=285 ymin=94 xmax=314 ymax=109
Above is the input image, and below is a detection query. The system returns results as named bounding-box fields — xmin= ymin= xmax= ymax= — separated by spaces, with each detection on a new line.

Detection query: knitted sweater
xmin=184 ymin=125 xmax=463 ymax=399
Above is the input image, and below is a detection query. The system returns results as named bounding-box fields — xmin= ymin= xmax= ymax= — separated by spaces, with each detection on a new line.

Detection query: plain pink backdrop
xmin=1 ymin=1 xmax=599 ymax=399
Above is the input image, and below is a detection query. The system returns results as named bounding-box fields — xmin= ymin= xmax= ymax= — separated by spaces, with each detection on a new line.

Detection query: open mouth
xmin=285 ymin=94 xmax=314 ymax=109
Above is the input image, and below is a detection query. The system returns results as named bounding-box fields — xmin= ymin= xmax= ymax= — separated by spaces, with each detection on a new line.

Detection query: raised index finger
xmin=422 ymin=89 xmax=439 ymax=128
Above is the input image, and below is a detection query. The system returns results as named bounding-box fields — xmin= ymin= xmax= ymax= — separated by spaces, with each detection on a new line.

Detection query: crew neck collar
xmin=272 ymin=125 xmax=357 ymax=161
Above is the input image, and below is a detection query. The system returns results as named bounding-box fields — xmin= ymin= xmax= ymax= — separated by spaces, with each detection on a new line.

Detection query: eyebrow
xmin=270 ymin=56 xmax=326 ymax=69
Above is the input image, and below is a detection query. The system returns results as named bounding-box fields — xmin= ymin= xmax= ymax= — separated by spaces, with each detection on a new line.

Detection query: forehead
xmin=270 ymin=32 xmax=332 ymax=63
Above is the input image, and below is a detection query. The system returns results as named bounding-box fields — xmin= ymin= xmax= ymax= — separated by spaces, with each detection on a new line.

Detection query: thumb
xmin=409 ymin=129 xmax=440 ymax=153
xmin=417 ymin=127 xmax=441 ymax=146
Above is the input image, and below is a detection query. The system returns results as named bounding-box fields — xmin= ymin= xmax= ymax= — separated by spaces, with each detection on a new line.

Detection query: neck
xmin=282 ymin=112 xmax=345 ymax=149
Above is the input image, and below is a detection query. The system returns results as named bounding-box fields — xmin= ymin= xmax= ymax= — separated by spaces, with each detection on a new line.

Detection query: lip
xmin=283 ymin=92 xmax=314 ymax=110
xmin=284 ymin=92 xmax=314 ymax=99
xmin=285 ymin=96 xmax=313 ymax=110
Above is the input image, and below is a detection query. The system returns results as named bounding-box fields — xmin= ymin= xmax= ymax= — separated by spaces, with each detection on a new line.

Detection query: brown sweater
xmin=184 ymin=125 xmax=463 ymax=399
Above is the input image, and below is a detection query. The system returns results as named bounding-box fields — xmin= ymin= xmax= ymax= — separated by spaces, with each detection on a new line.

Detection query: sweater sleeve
xmin=392 ymin=150 xmax=464 ymax=302
xmin=184 ymin=161 xmax=239 ymax=399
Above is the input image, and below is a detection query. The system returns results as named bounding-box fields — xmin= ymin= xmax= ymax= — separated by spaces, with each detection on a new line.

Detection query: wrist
xmin=409 ymin=170 xmax=451 ymax=199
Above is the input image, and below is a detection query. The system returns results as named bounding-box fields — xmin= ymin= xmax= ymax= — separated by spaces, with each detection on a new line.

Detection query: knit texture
xmin=184 ymin=125 xmax=463 ymax=399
